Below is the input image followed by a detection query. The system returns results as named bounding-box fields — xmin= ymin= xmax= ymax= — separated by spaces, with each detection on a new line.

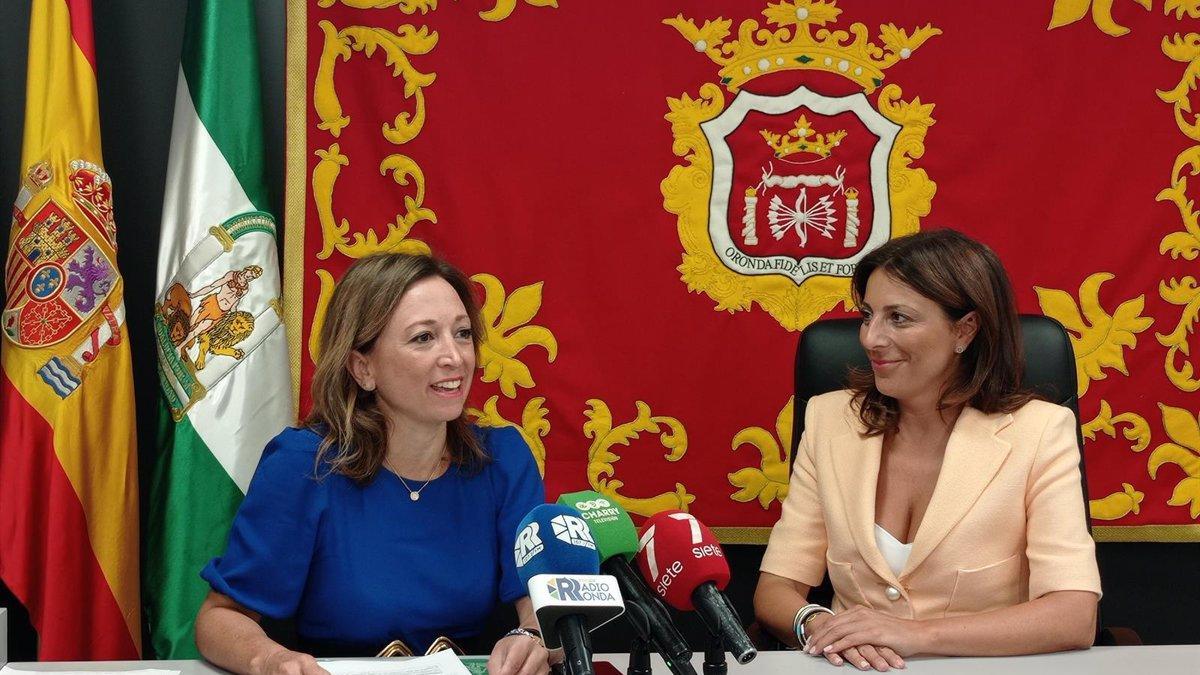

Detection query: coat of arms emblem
xmin=155 ymin=212 xmax=285 ymax=420
xmin=661 ymin=1 xmax=939 ymax=331
xmin=3 ymin=158 xmax=127 ymax=399
xmin=705 ymin=88 xmax=897 ymax=284
xmin=4 ymin=194 xmax=117 ymax=348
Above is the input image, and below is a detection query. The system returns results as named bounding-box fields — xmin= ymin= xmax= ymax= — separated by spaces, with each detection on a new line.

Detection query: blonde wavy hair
xmin=306 ymin=253 xmax=487 ymax=482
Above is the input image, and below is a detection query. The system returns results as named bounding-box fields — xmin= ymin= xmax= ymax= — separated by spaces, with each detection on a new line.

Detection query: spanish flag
xmin=0 ymin=0 xmax=140 ymax=660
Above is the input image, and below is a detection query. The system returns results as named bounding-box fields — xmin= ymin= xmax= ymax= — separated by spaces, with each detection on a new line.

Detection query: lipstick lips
xmin=869 ymin=358 xmax=901 ymax=372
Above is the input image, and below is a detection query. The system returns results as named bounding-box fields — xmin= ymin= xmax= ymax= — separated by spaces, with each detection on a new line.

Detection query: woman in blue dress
xmin=195 ymin=253 xmax=549 ymax=675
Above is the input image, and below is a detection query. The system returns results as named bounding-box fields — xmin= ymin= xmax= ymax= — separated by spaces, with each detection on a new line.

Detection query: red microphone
xmin=635 ymin=511 xmax=756 ymax=664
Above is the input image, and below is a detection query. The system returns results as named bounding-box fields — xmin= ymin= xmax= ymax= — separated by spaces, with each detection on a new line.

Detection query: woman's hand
xmin=488 ymin=632 xmax=550 ymax=675
xmin=254 ymin=648 xmax=331 ymax=675
xmin=801 ymin=612 xmax=905 ymax=671
xmin=197 ymin=591 xmax=324 ymax=675
xmin=803 ymin=607 xmax=926 ymax=668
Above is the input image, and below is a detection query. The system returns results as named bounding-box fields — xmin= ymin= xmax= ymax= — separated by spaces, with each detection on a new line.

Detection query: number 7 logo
xmin=638 ymin=513 xmax=703 ymax=581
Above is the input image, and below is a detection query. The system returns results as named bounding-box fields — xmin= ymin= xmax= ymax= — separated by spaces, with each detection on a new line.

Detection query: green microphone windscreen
xmin=557 ymin=490 xmax=639 ymax=562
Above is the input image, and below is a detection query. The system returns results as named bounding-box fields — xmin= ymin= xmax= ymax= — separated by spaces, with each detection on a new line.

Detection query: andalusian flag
xmin=0 ymin=0 xmax=140 ymax=660
xmin=145 ymin=0 xmax=292 ymax=659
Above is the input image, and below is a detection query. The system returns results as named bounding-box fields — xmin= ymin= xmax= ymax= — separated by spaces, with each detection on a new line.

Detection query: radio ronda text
xmin=546 ymin=577 xmax=620 ymax=603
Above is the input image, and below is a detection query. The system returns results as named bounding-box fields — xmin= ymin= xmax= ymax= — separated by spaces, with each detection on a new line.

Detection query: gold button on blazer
xmin=761 ymin=390 xmax=1102 ymax=619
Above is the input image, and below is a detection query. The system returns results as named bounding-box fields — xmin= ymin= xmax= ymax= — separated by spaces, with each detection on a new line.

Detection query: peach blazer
xmin=761 ymin=390 xmax=1101 ymax=619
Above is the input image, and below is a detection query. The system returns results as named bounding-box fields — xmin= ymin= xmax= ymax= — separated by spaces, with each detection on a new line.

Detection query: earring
xmin=954 ymin=345 xmax=965 ymax=354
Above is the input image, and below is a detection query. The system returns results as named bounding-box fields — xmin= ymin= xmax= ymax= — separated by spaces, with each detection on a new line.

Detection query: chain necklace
xmin=385 ymin=454 xmax=443 ymax=502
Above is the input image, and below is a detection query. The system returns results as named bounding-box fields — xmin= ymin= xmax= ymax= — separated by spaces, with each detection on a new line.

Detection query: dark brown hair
xmin=305 ymin=253 xmax=488 ymax=482
xmin=847 ymin=229 xmax=1034 ymax=435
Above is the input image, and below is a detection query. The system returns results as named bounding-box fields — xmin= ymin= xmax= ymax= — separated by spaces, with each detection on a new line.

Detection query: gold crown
xmin=664 ymin=0 xmax=940 ymax=93
xmin=761 ymin=114 xmax=846 ymax=159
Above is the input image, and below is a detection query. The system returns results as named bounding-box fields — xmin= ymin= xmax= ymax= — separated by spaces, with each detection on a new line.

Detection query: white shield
xmin=701 ymin=85 xmax=900 ymax=284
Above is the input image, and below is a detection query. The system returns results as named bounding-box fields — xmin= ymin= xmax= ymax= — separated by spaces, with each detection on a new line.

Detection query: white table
xmin=4 ymin=648 xmax=1200 ymax=675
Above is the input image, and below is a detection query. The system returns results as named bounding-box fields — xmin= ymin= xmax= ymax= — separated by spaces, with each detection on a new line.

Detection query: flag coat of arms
xmin=0 ymin=0 xmax=140 ymax=659
xmin=283 ymin=0 xmax=1200 ymax=542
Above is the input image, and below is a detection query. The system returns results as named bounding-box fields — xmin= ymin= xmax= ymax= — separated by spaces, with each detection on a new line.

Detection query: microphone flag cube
xmin=527 ymin=573 xmax=626 ymax=649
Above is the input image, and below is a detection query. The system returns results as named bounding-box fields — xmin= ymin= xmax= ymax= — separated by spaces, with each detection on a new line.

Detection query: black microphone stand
xmin=557 ymin=615 xmax=596 ymax=675
xmin=702 ymin=636 xmax=727 ymax=675
xmin=627 ymin=636 xmax=652 ymax=675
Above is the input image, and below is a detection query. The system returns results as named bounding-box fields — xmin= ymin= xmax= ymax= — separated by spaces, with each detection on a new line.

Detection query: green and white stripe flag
xmin=146 ymin=0 xmax=292 ymax=659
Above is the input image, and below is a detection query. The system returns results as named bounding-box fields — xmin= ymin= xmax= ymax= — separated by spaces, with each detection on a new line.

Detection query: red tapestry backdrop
xmin=286 ymin=0 xmax=1200 ymax=541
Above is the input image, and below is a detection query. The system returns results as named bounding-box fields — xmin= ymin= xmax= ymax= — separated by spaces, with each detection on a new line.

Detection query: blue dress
xmin=201 ymin=425 xmax=544 ymax=654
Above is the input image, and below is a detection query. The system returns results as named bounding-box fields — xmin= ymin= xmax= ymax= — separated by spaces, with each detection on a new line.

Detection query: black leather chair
xmin=782 ymin=314 xmax=1138 ymax=646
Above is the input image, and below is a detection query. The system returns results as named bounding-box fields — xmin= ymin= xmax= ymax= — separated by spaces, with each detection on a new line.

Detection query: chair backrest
xmin=791 ymin=314 xmax=1089 ymax=525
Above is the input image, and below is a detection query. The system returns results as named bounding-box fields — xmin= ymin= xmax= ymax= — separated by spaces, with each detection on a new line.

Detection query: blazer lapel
xmin=829 ymin=428 xmax=901 ymax=588
xmin=902 ymin=407 xmax=1013 ymax=577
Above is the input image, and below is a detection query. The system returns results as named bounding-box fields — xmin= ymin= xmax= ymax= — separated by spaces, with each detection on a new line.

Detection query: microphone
xmin=635 ymin=510 xmax=757 ymax=665
xmin=514 ymin=504 xmax=625 ymax=675
xmin=558 ymin=492 xmax=697 ymax=675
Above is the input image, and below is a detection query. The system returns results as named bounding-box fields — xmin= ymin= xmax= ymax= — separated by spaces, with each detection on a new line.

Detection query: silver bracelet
xmin=504 ymin=627 xmax=543 ymax=646
xmin=793 ymin=603 xmax=834 ymax=650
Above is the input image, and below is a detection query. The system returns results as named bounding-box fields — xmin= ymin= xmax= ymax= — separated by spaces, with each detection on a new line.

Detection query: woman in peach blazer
xmin=755 ymin=230 xmax=1101 ymax=671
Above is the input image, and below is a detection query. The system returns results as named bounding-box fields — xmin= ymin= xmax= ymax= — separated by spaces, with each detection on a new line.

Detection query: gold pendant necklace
xmin=386 ymin=456 xmax=441 ymax=502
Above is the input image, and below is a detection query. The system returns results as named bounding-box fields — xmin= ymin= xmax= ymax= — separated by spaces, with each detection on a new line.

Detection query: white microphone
xmin=515 ymin=504 xmax=626 ymax=675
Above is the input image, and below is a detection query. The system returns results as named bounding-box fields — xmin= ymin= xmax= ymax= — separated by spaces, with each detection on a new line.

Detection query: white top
xmin=874 ymin=523 xmax=913 ymax=577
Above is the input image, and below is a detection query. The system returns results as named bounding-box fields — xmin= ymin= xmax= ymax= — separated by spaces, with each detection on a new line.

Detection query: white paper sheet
xmin=320 ymin=650 xmax=471 ymax=675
